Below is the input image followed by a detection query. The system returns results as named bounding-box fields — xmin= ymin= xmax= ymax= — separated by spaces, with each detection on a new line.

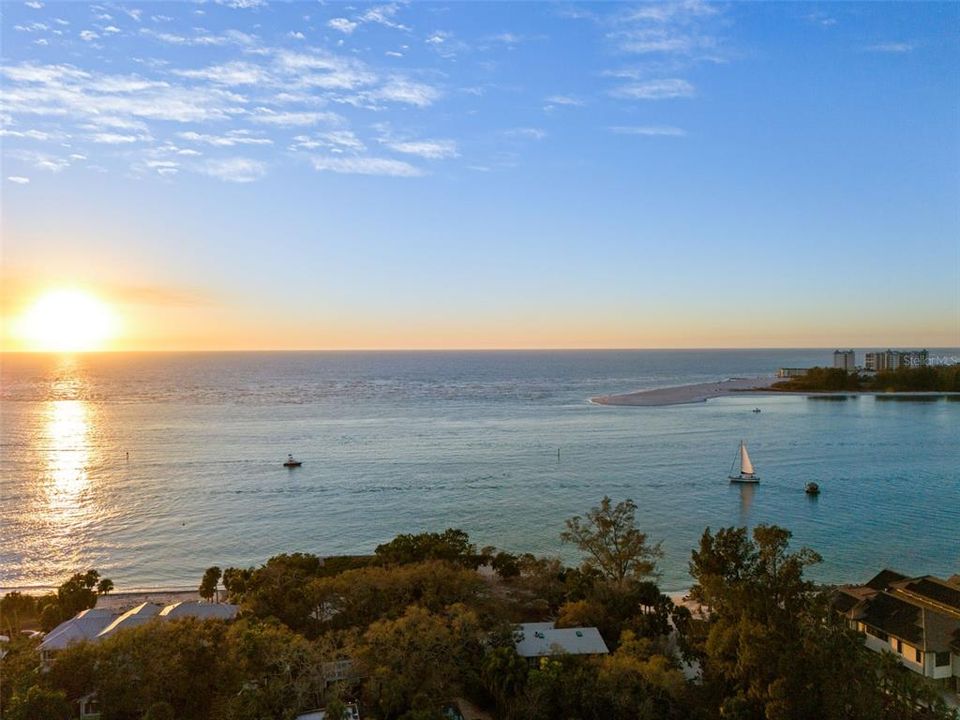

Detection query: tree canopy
xmin=561 ymin=496 xmax=663 ymax=586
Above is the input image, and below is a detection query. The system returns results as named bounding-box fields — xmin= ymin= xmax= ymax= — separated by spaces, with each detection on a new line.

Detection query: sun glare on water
xmin=15 ymin=289 xmax=119 ymax=352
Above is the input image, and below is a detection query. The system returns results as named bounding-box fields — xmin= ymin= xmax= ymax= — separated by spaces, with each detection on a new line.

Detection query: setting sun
xmin=14 ymin=289 xmax=119 ymax=352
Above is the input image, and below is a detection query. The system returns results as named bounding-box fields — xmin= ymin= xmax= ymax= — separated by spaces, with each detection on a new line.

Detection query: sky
xmin=1 ymin=1 xmax=958 ymax=351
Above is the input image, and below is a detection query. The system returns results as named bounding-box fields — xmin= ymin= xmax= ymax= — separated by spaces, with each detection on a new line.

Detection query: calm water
xmin=1 ymin=350 xmax=958 ymax=593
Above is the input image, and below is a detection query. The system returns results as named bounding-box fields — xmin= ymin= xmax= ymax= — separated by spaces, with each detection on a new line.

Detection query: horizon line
xmin=3 ymin=345 xmax=957 ymax=355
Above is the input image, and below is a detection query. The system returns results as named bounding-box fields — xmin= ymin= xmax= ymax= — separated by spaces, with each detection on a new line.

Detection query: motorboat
xmin=805 ymin=482 xmax=820 ymax=495
xmin=283 ymin=454 xmax=302 ymax=468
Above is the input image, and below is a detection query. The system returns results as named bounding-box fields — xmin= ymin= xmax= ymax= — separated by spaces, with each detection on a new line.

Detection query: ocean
xmin=1 ymin=350 xmax=958 ymax=593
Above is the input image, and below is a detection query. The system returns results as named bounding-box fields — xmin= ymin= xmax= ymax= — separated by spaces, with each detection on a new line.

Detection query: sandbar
xmin=591 ymin=376 xmax=780 ymax=407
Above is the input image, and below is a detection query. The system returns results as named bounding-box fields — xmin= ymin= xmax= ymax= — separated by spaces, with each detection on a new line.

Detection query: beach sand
xmin=95 ymin=589 xmax=199 ymax=612
xmin=591 ymin=377 xmax=780 ymax=407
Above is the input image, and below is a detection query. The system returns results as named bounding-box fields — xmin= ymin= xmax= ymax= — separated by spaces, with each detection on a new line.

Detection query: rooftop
xmin=514 ymin=622 xmax=609 ymax=658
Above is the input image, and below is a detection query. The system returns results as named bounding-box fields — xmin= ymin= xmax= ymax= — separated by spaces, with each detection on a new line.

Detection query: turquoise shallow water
xmin=1 ymin=350 xmax=958 ymax=593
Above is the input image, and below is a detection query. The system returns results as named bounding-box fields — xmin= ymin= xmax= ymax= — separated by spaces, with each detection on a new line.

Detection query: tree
xmin=200 ymin=566 xmax=222 ymax=603
xmin=375 ymin=529 xmax=478 ymax=567
xmin=5 ymin=686 xmax=72 ymax=720
xmin=56 ymin=570 xmax=113 ymax=619
xmin=0 ymin=592 xmax=36 ymax=635
xmin=356 ymin=605 xmax=479 ymax=719
xmin=561 ymin=497 xmax=662 ymax=586
xmin=480 ymin=646 xmax=528 ymax=711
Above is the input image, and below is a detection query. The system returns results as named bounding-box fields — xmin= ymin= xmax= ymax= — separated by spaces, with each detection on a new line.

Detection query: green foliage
xmin=0 ymin=636 xmax=42 ymax=713
xmin=308 ymin=560 xmax=488 ymax=632
xmin=230 ymin=553 xmax=326 ymax=634
xmin=561 ymin=497 xmax=663 ymax=586
xmin=143 ymin=701 xmax=176 ymax=720
xmin=773 ymin=366 xmax=862 ymax=391
xmin=357 ymin=604 xmax=481 ymax=720
xmin=491 ymin=551 xmax=521 ymax=579
xmin=199 ymin=566 xmax=222 ymax=602
xmin=375 ymin=529 xmax=478 ymax=568
xmin=686 ymin=524 xmax=957 ymax=720
xmin=0 ymin=592 xmax=37 ymax=635
xmin=57 ymin=569 xmax=113 ymax=618
xmin=5 ymin=685 xmax=72 ymax=720
xmin=774 ymin=364 xmax=960 ymax=393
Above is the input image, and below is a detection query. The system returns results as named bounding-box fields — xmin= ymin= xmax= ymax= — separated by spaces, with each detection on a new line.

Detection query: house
xmin=833 ymin=569 xmax=960 ymax=694
xmin=38 ymin=607 xmax=118 ymax=663
xmin=39 ymin=601 xmax=239 ymax=664
xmin=514 ymin=622 xmax=609 ymax=660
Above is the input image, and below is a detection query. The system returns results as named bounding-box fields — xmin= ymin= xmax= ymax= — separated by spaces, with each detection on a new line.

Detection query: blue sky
xmin=1 ymin=1 xmax=958 ymax=350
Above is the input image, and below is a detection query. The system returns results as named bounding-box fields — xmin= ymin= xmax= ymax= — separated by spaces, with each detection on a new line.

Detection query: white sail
xmin=740 ymin=442 xmax=755 ymax=476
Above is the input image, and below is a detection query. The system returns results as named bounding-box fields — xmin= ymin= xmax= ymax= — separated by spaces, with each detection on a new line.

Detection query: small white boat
xmin=283 ymin=454 xmax=302 ymax=468
xmin=728 ymin=440 xmax=759 ymax=483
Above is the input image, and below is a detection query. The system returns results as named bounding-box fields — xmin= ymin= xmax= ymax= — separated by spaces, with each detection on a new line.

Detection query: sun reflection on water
xmin=45 ymin=399 xmax=92 ymax=499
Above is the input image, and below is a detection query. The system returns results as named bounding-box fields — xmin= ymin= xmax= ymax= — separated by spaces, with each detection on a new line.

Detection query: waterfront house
xmin=39 ymin=601 xmax=239 ymax=664
xmin=833 ymin=570 xmax=960 ymax=694
xmin=38 ymin=607 xmax=118 ymax=664
xmin=514 ymin=622 xmax=609 ymax=661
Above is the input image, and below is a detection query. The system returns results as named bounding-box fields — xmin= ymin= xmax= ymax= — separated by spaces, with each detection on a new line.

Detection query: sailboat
xmin=728 ymin=440 xmax=759 ymax=483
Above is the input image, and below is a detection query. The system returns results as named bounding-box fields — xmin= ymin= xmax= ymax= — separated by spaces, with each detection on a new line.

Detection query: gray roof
xmin=97 ymin=603 xmax=162 ymax=640
xmin=157 ymin=601 xmax=238 ymax=620
xmin=514 ymin=622 xmax=609 ymax=658
xmin=39 ymin=602 xmax=239 ymax=654
xmin=39 ymin=608 xmax=118 ymax=652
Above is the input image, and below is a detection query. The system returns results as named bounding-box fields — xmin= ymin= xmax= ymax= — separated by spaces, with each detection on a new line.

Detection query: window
xmin=915 ymin=648 xmax=922 ymax=663
xmin=895 ymin=639 xmax=902 ymax=653
xmin=935 ymin=651 xmax=950 ymax=667
xmin=865 ymin=625 xmax=888 ymax=641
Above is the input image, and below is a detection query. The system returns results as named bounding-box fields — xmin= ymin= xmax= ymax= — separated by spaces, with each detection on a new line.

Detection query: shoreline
xmin=591 ymin=378 xmax=960 ymax=407
xmin=591 ymin=376 xmax=779 ymax=407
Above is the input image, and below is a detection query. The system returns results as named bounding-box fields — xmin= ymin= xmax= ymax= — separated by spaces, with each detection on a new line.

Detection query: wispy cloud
xmin=310 ymin=156 xmax=423 ymax=177
xmin=366 ymin=77 xmax=441 ymax=107
xmin=140 ymin=28 xmax=257 ymax=47
xmin=804 ymin=11 xmax=837 ymax=28
xmin=90 ymin=132 xmax=145 ymax=144
xmin=178 ymin=130 xmax=273 ymax=147
xmin=358 ymin=4 xmax=410 ymax=32
xmin=174 ymin=62 xmax=272 ymax=86
xmin=200 ymin=157 xmax=266 ymax=183
xmin=250 ymin=109 xmax=343 ymax=127
xmin=328 ymin=18 xmax=358 ymax=35
xmin=610 ymin=125 xmax=687 ymax=137
xmin=214 ymin=0 xmax=266 ymax=9
xmin=545 ymin=95 xmax=584 ymax=107
xmin=606 ymin=0 xmax=725 ymax=61
xmin=504 ymin=127 xmax=546 ymax=141
xmin=291 ymin=130 xmax=365 ymax=153
xmin=385 ymin=139 xmax=459 ymax=159
xmin=7 ymin=176 xmax=31 ymax=184
xmin=611 ymin=78 xmax=695 ymax=100
xmin=864 ymin=42 xmax=914 ymax=54
xmin=0 ymin=62 xmax=248 ymax=123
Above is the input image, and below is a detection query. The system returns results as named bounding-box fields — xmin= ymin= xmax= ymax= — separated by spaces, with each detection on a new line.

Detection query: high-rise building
xmin=864 ymin=349 xmax=929 ymax=372
xmin=833 ymin=350 xmax=856 ymax=371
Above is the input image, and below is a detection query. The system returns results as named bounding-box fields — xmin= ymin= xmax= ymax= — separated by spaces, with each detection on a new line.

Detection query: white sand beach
xmin=591 ymin=377 xmax=780 ymax=407
xmin=95 ymin=589 xmax=198 ymax=612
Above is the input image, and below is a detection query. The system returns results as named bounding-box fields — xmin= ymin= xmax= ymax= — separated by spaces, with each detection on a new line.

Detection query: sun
xmin=15 ymin=289 xmax=120 ymax=352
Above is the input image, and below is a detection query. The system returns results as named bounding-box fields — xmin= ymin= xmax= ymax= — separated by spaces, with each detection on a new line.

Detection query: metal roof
xmin=514 ymin=622 xmax=609 ymax=658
